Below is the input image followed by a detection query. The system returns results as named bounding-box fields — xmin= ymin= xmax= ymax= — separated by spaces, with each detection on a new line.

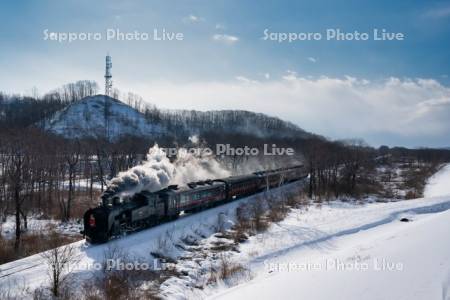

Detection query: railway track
xmin=0 ymin=246 xmax=87 ymax=280
xmin=0 ymin=262 xmax=43 ymax=279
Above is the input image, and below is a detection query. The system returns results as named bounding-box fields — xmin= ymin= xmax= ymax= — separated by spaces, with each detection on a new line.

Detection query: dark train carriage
xmin=283 ymin=165 xmax=307 ymax=182
xmin=215 ymin=175 xmax=261 ymax=200
xmin=157 ymin=181 xmax=227 ymax=215
xmin=179 ymin=181 xmax=227 ymax=212
xmin=267 ymin=172 xmax=284 ymax=188
xmin=129 ymin=191 xmax=166 ymax=222
xmin=254 ymin=164 xmax=307 ymax=190
xmin=254 ymin=171 xmax=283 ymax=189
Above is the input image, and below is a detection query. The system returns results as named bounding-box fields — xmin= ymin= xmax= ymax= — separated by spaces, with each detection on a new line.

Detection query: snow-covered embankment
xmin=210 ymin=165 xmax=450 ymax=300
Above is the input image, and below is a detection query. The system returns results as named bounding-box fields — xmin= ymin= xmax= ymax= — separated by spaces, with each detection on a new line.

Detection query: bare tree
xmin=40 ymin=237 xmax=79 ymax=297
xmin=6 ymin=143 xmax=31 ymax=250
xmin=63 ymin=141 xmax=81 ymax=221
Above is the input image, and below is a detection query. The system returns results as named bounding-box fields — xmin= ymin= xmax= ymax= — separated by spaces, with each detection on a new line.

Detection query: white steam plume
xmin=107 ymin=144 xmax=231 ymax=198
xmin=171 ymin=148 xmax=230 ymax=185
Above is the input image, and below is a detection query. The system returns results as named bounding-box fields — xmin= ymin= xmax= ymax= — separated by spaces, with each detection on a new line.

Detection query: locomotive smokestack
xmin=100 ymin=188 xmax=116 ymax=206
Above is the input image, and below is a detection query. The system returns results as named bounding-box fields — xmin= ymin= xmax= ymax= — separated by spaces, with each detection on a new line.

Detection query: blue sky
xmin=1 ymin=0 xmax=450 ymax=147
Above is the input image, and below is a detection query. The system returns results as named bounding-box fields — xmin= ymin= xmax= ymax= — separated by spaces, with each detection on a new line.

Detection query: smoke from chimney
xmin=106 ymin=144 xmax=231 ymax=198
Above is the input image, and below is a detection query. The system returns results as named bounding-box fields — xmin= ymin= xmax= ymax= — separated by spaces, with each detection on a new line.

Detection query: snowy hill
xmin=43 ymin=95 xmax=165 ymax=139
xmin=42 ymin=95 xmax=313 ymax=140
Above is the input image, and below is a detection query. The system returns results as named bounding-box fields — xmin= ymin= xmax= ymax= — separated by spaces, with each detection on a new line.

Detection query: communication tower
xmin=105 ymin=54 xmax=112 ymax=96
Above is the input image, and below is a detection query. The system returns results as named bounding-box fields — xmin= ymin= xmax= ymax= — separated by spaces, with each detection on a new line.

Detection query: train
xmin=82 ymin=165 xmax=308 ymax=243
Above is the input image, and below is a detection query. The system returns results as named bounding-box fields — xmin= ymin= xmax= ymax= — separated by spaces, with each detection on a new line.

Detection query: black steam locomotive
xmin=82 ymin=165 xmax=307 ymax=243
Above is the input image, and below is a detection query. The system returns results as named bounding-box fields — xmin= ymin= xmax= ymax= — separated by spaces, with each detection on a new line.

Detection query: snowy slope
xmin=209 ymin=165 xmax=450 ymax=300
xmin=212 ymin=208 xmax=450 ymax=300
xmin=424 ymin=164 xmax=450 ymax=198
xmin=43 ymin=95 xmax=165 ymax=139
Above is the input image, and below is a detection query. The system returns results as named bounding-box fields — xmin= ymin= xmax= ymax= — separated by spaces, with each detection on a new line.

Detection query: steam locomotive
xmin=82 ymin=165 xmax=307 ymax=243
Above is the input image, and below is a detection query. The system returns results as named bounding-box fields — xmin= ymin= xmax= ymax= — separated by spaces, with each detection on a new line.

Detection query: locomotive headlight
xmin=89 ymin=214 xmax=96 ymax=227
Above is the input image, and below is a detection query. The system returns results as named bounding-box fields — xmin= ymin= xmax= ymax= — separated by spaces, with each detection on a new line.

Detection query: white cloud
xmin=282 ymin=70 xmax=298 ymax=81
xmin=235 ymin=76 xmax=258 ymax=84
xmin=307 ymin=57 xmax=317 ymax=63
xmin=183 ymin=14 xmax=203 ymax=23
xmin=212 ymin=34 xmax=239 ymax=45
xmin=126 ymin=76 xmax=450 ymax=147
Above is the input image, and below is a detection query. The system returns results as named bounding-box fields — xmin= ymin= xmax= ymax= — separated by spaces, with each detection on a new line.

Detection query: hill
xmin=43 ymin=95 xmax=165 ymax=139
xmin=42 ymin=95 xmax=313 ymax=140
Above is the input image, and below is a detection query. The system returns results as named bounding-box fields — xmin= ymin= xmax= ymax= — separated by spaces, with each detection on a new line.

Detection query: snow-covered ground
xmin=211 ymin=204 xmax=450 ymax=300
xmin=0 ymin=216 xmax=82 ymax=240
xmin=1 ymin=165 xmax=450 ymax=299
xmin=208 ymin=165 xmax=450 ymax=300
xmin=424 ymin=164 xmax=450 ymax=198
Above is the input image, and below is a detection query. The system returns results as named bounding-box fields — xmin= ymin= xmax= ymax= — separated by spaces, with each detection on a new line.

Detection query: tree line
xmin=0 ymin=127 xmax=154 ymax=250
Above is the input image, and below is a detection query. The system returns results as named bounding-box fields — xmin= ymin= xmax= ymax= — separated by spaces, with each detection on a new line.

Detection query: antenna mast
xmin=104 ymin=54 xmax=112 ymax=140
xmin=105 ymin=54 xmax=112 ymax=96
